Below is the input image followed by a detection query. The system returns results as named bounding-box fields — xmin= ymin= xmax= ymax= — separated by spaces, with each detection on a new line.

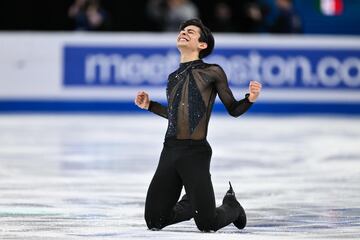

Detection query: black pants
xmin=144 ymin=137 xmax=242 ymax=231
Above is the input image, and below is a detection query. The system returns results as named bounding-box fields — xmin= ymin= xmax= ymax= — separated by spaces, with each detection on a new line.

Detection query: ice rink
xmin=0 ymin=114 xmax=359 ymax=240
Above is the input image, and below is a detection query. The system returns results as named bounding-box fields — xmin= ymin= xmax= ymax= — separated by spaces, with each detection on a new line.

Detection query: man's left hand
xmin=248 ymin=80 xmax=262 ymax=102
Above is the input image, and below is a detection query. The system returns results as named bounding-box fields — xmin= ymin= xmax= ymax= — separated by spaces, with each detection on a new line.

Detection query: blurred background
xmin=0 ymin=0 xmax=359 ymax=113
xmin=1 ymin=0 xmax=360 ymax=34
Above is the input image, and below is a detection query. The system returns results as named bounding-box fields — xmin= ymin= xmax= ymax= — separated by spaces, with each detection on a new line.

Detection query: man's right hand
xmin=135 ymin=91 xmax=150 ymax=110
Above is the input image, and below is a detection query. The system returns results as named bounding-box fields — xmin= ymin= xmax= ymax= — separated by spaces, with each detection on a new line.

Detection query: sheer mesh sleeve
xmin=148 ymin=100 xmax=168 ymax=119
xmin=211 ymin=65 xmax=253 ymax=117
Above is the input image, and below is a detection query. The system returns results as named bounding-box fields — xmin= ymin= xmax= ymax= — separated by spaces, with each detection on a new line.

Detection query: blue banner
xmin=64 ymin=45 xmax=360 ymax=89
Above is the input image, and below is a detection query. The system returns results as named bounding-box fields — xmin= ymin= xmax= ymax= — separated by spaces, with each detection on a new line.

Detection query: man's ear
xmin=198 ymin=42 xmax=208 ymax=50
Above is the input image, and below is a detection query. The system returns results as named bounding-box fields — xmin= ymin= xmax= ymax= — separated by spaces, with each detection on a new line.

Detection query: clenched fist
xmin=248 ymin=81 xmax=262 ymax=102
xmin=135 ymin=91 xmax=150 ymax=110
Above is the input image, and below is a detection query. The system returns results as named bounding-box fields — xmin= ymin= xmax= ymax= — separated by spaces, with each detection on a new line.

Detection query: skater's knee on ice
xmin=145 ymin=215 xmax=165 ymax=230
xmin=195 ymin=219 xmax=216 ymax=232
xmin=145 ymin=219 xmax=164 ymax=230
xmin=196 ymin=224 xmax=212 ymax=232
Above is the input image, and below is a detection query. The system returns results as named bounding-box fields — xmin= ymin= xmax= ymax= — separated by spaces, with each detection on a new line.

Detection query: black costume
xmin=145 ymin=59 xmax=252 ymax=231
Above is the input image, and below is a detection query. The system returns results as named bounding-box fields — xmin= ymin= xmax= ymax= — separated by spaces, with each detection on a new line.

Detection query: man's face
xmin=176 ymin=25 xmax=207 ymax=53
xmin=276 ymin=0 xmax=291 ymax=9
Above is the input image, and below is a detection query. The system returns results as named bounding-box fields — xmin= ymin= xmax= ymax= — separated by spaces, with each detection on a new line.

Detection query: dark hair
xmin=179 ymin=19 xmax=215 ymax=59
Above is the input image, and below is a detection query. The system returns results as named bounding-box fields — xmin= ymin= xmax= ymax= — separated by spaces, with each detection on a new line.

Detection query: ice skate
xmin=223 ymin=181 xmax=247 ymax=229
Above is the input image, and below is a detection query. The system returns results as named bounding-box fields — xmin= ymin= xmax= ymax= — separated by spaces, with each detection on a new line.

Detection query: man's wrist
xmin=146 ymin=100 xmax=152 ymax=110
xmin=247 ymin=93 xmax=257 ymax=103
xmin=248 ymin=96 xmax=257 ymax=103
xmin=245 ymin=93 xmax=254 ymax=103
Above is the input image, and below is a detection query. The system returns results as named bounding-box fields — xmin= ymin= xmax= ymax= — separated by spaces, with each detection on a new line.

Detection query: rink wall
xmin=0 ymin=32 xmax=359 ymax=114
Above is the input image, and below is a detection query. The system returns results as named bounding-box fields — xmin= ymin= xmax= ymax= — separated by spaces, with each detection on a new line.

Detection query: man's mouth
xmin=178 ymin=36 xmax=189 ymax=42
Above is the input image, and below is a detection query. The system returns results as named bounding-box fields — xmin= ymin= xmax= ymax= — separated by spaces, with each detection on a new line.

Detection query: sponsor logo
xmin=64 ymin=46 xmax=360 ymax=88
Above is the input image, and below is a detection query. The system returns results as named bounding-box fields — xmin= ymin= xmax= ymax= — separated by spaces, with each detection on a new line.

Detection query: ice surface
xmin=0 ymin=114 xmax=359 ymax=240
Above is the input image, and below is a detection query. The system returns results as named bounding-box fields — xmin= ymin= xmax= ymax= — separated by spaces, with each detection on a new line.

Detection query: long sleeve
xmin=148 ymin=100 xmax=168 ymax=119
xmin=212 ymin=65 xmax=253 ymax=117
